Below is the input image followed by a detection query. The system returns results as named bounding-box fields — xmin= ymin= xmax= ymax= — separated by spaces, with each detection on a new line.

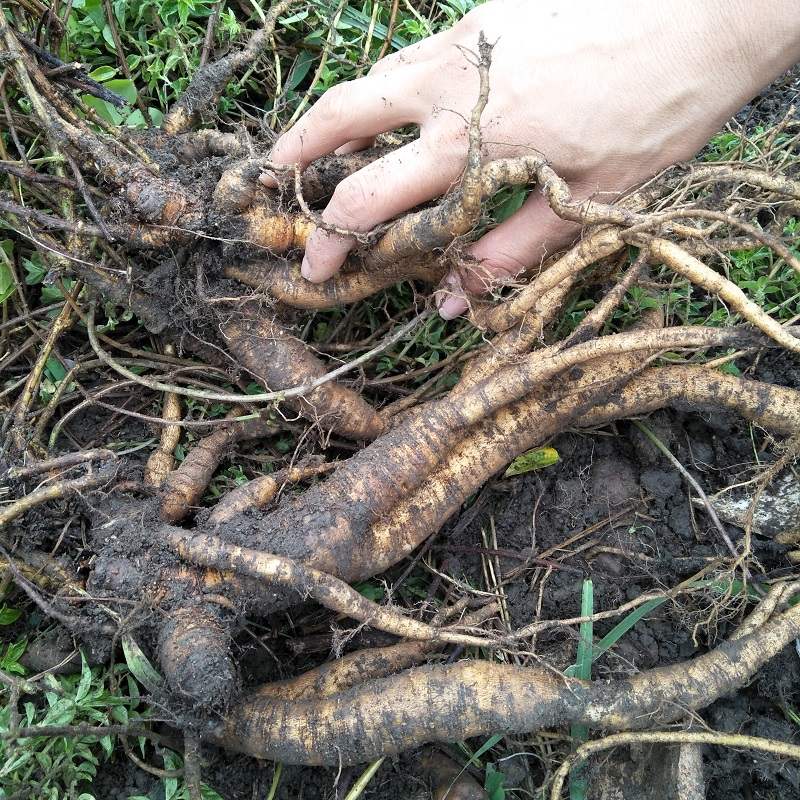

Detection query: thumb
xmin=436 ymin=190 xmax=580 ymax=319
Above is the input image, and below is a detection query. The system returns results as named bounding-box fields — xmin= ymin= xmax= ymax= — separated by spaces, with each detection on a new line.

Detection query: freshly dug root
xmin=159 ymin=413 xmax=272 ymax=523
xmin=207 ymin=459 xmax=335 ymax=526
xmin=7 ymin=449 xmax=116 ymax=480
xmin=174 ymin=129 xmax=248 ymax=162
xmin=162 ymin=0 xmax=300 ymax=135
xmin=353 ymin=35 xmax=491 ymax=271
xmin=159 ymin=603 xmax=236 ymax=710
xmin=213 ymin=160 xmax=271 ymax=214
xmin=213 ymin=147 xmax=399 ymax=217
xmin=221 ymin=309 xmax=384 ymax=440
xmin=235 ymin=205 xmax=315 ymax=251
xmin=224 ymin=257 xmax=445 ymax=309
xmin=584 ymin=365 xmax=800 ymax=435
xmin=682 ymin=164 xmax=800 ymax=199
xmin=144 ymin=353 xmax=183 ymax=488
xmin=224 ymin=327 xmax=798 ymax=589
xmin=211 ymin=599 xmax=800 ymax=765
xmin=254 ymin=641 xmax=437 ymax=702
xmin=341 ymin=363 xmax=800 ymax=582
xmin=478 ymin=226 xmax=626 ymax=332
xmin=646 ymin=237 xmax=800 ymax=353
xmin=166 ymin=531 xmax=494 ymax=648
xmin=254 ymin=604 xmax=499 ymax=701
xmin=0 ymin=465 xmax=116 ymax=528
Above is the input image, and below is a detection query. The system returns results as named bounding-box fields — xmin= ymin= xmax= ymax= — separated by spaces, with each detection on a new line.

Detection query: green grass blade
xmin=568 ymin=580 xmax=593 ymax=800
xmin=589 ymin=596 xmax=668 ymax=664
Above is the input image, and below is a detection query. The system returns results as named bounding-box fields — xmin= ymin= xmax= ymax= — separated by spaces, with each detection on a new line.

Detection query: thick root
xmin=221 ymin=308 xmax=384 ymax=440
xmin=160 ymin=414 xmax=272 ymax=523
xmin=224 ymin=257 xmax=444 ymax=309
xmin=165 ymin=530 xmax=494 ymax=649
xmin=158 ymin=604 xmax=236 ymax=710
xmin=212 ymin=600 xmax=800 ymax=765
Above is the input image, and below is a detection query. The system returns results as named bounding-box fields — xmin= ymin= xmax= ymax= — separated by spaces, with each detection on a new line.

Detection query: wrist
xmin=680 ymin=0 xmax=800 ymax=104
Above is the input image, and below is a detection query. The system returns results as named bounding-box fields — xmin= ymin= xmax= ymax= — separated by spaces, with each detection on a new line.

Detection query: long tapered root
xmin=221 ymin=309 xmax=385 ymax=440
xmin=210 ymin=599 xmax=800 ymax=765
xmin=160 ymin=415 xmax=272 ymax=523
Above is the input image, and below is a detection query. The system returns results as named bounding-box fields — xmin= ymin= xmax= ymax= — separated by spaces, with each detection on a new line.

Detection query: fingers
xmin=436 ymin=190 xmax=580 ymax=319
xmin=335 ymin=138 xmax=376 ymax=155
xmin=301 ymin=136 xmax=464 ymax=282
xmin=261 ymin=66 xmax=429 ymax=187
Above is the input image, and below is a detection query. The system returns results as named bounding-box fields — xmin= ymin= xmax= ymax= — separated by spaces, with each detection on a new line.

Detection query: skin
xmin=261 ymin=0 xmax=800 ymax=317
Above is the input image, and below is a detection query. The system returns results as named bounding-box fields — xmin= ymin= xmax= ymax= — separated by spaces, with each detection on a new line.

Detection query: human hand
xmin=263 ymin=0 xmax=800 ymax=318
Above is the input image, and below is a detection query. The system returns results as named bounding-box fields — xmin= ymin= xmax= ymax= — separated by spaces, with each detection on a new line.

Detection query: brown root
xmin=207 ymin=459 xmax=335 ymax=526
xmin=221 ymin=308 xmax=384 ymax=440
xmin=144 ymin=353 xmax=183 ymax=488
xmin=165 ymin=530 xmax=495 ymax=649
xmin=158 ymin=604 xmax=236 ymax=710
xmin=162 ymin=0 xmax=301 ymax=135
xmin=159 ymin=413 xmax=272 ymax=523
xmin=211 ymin=598 xmax=800 ymax=765
xmin=224 ymin=257 xmax=445 ymax=309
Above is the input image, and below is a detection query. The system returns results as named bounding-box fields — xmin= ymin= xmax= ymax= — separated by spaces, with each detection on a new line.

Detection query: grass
xmin=1 ymin=0 xmax=798 ymax=797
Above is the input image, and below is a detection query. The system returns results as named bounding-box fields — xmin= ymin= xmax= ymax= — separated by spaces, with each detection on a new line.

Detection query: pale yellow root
xmin=211 ymin=599 xmax=800 ymax=765
xmin=646 ymin=237 xmax=800 ymax=353
xmin=207 ymin=460 xmax=335 ymax=526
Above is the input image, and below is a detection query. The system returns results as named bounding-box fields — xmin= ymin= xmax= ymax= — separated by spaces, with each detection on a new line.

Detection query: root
xmin=160 ymin=412 xmax=272 ymax=523
xmin=254 ymin=604 xmax=498 ymax=702
xmin=645 ymin=237 xmax=800 ymax=353
xmin=549 ymin=731 xmax=800 ymax=800
xmin=0 ymin=464 xmax=116 ymax=528
xmin=165 ymin=530 xmax=495 ymax=649
xmin=158 ymin=604 xmax=236 ymax=710
xmin=224 ymin=257 xmax=445 ymax=309
xmin=478 ymin=226 xmax=626 ymax=332
xmin=221 ymin=308 xmax=385 ymax=440
xmin=162 ymin=0 xmax=300 ymax=135
xmin=144 ymin=346 xmax=183 ymax=488
xmin=207 ymin=458 xmax=335 ymax=526
xmin=212 ymin=598 xmax=800 ymax=765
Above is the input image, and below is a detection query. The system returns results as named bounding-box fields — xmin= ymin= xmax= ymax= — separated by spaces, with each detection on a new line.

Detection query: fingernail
xmin=301 ymin=255 xmax=313 ymax=280
xmin=438 ymin=295 xmax=468 ymax=320
xmin=259 ymin=171 xmax=278 ymax=187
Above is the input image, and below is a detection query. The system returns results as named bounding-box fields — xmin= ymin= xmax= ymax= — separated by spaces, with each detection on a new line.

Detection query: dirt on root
xmin=59 ymin=352 xmax=798 ymax=800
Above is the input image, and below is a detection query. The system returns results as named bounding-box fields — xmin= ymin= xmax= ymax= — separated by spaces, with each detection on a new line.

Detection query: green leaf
xmin=589 ymin=597 xmax=667 ymax=666
xmin=122 ymin=635 xmax=164 ymax=692
xmin=354 ymin=581 xmax=384 ymax=602
xmin=76 ymin=654 xmax=93 ymax=702
xmin=82 ymin=95 xmax=124 ymax=124
xmin=0 ymin=605 xmax=22 ymax=625
xmin=286 ymin=49 xmax=316 ymax=92
xmin=0 ymin=240 xmax=15 ymax=302
xmin=484 ymin=763 xmax=506 ymax=799
xmin=103 ymin=78 xmax=137 ymax=105
xmin=45 ymin=356 xmax=67 ymax=384
xmin=567 ymin=581 xmax=593 ymax=800
xmin=504 ymin=447 xmax=559 ymax=477
xmin=88 ymin=66 xmax=117 ymax=81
